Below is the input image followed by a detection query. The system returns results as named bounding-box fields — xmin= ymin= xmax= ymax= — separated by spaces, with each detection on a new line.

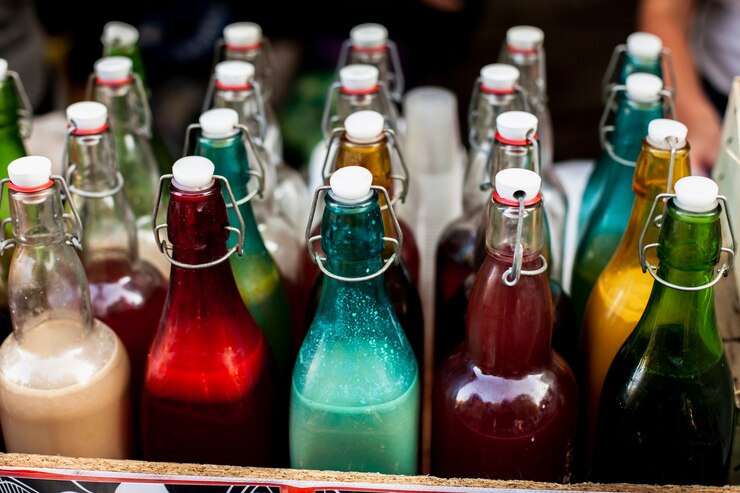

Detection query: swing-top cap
xmin=344 ymin=110 xmax=384 ymax=143
xmin=626 ymin=73 xmax=663 ymax=103
xmin=495 ymin=168 xmax=541 ymax=202
xmin=66 ymin=101 xmax=108 ymax=130
xmin=0 ymin=59 xmax=7 ymax=80
xmin=507 ymin=26 xmax=544 ymax=50
xmin=94 ymin=56 xmax=133 ymax=82
xmin=647 ymin=118 xmax=687 ymax=149
xmin=329 ymin=166 xmax=374 ymax=203
xmin=626 ymin=32 xmax=662 ymax=61
xmin=340 ymin=64 xmax=379 ymax=91
xmin=102 ymin=21 xmax=139 ymax=47
xmin=496 ymin=111 xmax=538 ymax=141
xmin=199 ymin=108 xmax=239 ymax=139
xmin=350 ymin=23 xmax=388 ymax=49
xmin=172 ymin=156 xmax=215 ymax=190
xmin=223 ymin=22 xmax=262 ymax=47
xmin=215 ymin=60 xmax=255 ymax=87
xmin=481 ymin=64 xmax=519 ymax=91
xmin=674 ymin=176 xmax=719 ymax=213
xmin=8 ymin=156 xmax=52 ymax=189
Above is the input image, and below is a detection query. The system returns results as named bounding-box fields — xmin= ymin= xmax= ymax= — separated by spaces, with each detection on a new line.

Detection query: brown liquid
xmin=0 ymin=319 xmax=132 ymax=458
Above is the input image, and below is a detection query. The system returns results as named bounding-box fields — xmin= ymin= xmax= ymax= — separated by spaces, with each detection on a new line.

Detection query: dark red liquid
xmin=432 ymin=251 xmax=578 ymax=482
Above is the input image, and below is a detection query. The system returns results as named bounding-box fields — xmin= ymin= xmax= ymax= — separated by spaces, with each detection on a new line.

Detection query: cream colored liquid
xmin=0 ymin=319 xmax=132 ymax=458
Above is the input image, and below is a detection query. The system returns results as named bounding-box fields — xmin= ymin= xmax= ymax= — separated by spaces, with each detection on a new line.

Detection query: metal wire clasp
xmin=7 ymin=70 xmax=33 ymax=140
xmin=152 ymin=174 xmax=246 ymax=269
xmin=599 ymin=84 xmax=675 ymax=167
xmin=320 ymin=81 xmax=398 ymax=142
xmin=638 ymin=192 xmax=736 ymax=291
xmin=601 ymin=44 xmax=677 ymax=101
xmin=336 ymin=39 xmax=404 ymax=103
xmin=182 ymin=123 xmax=266 ymax=203
xmin=467 ymin=78 xmax=531 ymax=155
xmin=305 ymin=184 xmax=402 ymax=283
xmin=501 ymin=193 xmax=548 ymax=287
xmin=201 ymin=77 xmax=268 ymax=144
xmin=0 ymin=175 xmax=84 ymax=254
xmin=480 ymin=129 xmax=540 ymax=191
xmin=62 ymin=122 xmax=125 ymax=200
xmin=211 ymin=36 xmax=277 ymax=101
xmin=321 ymin=127 xmax=409 ymax=206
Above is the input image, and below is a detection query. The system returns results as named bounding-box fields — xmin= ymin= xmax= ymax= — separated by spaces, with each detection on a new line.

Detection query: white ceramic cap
xmin=0 ymin=59 xmax=7 ymax=80
xmin=496 ymin=111 xmax=538 ymax=141
xmin=495 ymin=168 xmax=542 ymax=202
xmin=480 ymin=64 xmax=519 ymax=91
xmin=350 ymin=23 xmax=388 ymax=49
xmin=114 ymin=483 xmax=169 ymax=493
xmin=507 ymin=26 xmax=544 ymax=50
xmin=199 ymin=108 xmax=239 ymax=139
xmin=626 ymin=73 xmax=663 ymax=103
xmin=674 ymin=176 xmax=719 ymax=212
xmin=172 ymin=156 xmax=215 ymax=190
xmin=215 ymin=60 xmax=254 ymax=87
xmin=329 ymin=166 xmax=374 ymax=203
xmin=345 ymin=110 xmax=384 ymax=143
xmin=626 ymin=32 xmax=662 ymax=61
xmin=102 ymin=21 xmax=139 ymax=47
xmin=223 ymin=22 xmax=263 ymax=47
xmin=340 ymin=64 xmax=380 ymax=91
xmin=94 ymin=56 xmax=133 ymax=82
xmin=8 ymin=156 xmax=52 ymax=188
xmin=647 ymin=118 xmax=688 ymax=149
xmin=66 ymin=101 xmax=108 ymax=130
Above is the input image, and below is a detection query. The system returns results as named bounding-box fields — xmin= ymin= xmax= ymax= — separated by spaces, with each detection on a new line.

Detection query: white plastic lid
xmin=102 ymin=21 xmax=139 ymax=47
xmin=66 ymin=101 xmax=108 ymax=130
xmin=8 ymin=156 xmax=52 ymax=188
xmin=626 ymin=32 xmax=663 ymax=61
xmin=495 ymin=168 xmax=542 ymax=202
xmin=647 ymin=118 xmax=688 ymax=149
xmin=480 ymin=64 xmax=519 ymax=91
xmin=507 ymin=26 xmax=544 ymax=50
xmin=340 ymin=64 xmax=380 ymax=91
xmin=626 ymin=73 xmax=663 ymax=103
xmin=0 ymin=59 xmax=7 ymax=80
xmin=223 ymin=22 xmax=263 ymax=47
xmin=496 ymin=111 xmax=538 ymax=141
xmin=94 ymin=56 xmax=133 ymax=82
xmin=329 ymin=166 xmax=374 ymax=203
xmin=172 ymin=156 xmax=215 ymax=190
xmin=215 ymin=60 xmax=255 ymax=87
xmin=199 ymin=108 xmax=239 ymax=139
xmin=344 ymin=110 xmax=384 ymax=143
xmin=350 ymin=23 xmax=388 ymax=49
xmin=674 ymin=176 xmax=719 ymax=212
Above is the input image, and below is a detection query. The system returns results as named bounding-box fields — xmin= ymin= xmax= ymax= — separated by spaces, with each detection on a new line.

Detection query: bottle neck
xmin=68 ymin=130 xmax=138 ymax=262
xmin=490 ymin=139 xmax=538 ymax=176
xmin=338 ymin=90 xmax=394 ymax=128
xmin=611 ymin=99 xmax=665 ymax=162
xmin=503 ymin=49 xmax=546 ymax=106
xmin=95 ymin=83 xmax=147 ymax=134
xmin=103 ymin=43 xmax=148 ymax=88
xmin=349 ymin=48 xmax=391 ymax=87
xmin=620 ymin=54 xmax=662 ymax=83
xmin=213 ymin=87 xmax=262 ymax=138
xmin=0 ymin=78 xmax=21 ymax=129
xmin=471 ymin=90 xmax=527 ymax=149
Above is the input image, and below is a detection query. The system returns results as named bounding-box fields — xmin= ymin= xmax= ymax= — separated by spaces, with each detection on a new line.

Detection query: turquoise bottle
xmin=580 ymin=32 xmax=666 ymax=230
xmin=189 ymin=108 xmax=292 ymax=374
xmin=572 ymin=73 xmax=669 ymax=322
xmin=290 ymin=166 xmax=419 ymax=474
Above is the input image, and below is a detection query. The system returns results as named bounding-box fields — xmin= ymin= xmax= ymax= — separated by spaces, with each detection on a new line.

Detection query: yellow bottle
xmin=581 ymin=119 xmax=691 ymax=456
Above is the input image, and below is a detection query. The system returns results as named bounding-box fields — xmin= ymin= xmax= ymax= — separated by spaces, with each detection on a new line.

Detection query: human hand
xmin=681 ymin=103 xmax=722 ymax=176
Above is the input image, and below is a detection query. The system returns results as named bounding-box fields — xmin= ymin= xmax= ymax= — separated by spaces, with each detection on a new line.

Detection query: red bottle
xmin=141 ymin=156 xmax=274 ymax=466
xmin=65 ymin=102 xmax=167 ymax=401
xmin=432 ymin=168 xmax=578 ymax=482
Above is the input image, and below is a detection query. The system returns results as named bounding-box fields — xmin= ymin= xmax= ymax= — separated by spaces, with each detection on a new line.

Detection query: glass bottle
xmin=581 ymin=119 xmax=691 ymax=458
xmin=141 ymin=156 xmax=274 ymax=466
xmin=187 ymin=108 xmax=292 ymax=374
xmin=433 ymin=168 xmax=577 ymax=482
xmin=291 ymin=166 xmax=419 ymax=474
xmin=0 ymin=156 xmax=131 ymax=458
xmin=220 ymin=22 xmax=274 ymax=100
xmin=305 ymin=111 xmax=423 ymax=375
xmin=572 ymin=73 xmax=671 ymax=322
xmin=64 ymin=101 xmax=167 ymax=404
xmin=88 ymin=56 xmax=165 ymax=277
xmin=593 ymin=176 xmax=735 ymax=485
xmin=499 ymin=26 xmax=566 ymax=281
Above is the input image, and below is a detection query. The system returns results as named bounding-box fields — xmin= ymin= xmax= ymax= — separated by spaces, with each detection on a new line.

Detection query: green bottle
xmin=290 ymin=166 xmax=420 ymax=474
xmin=593 ymin=176 xmax=735 ymax=485
xmin=190 ymin=108 xmax=292 ymax=374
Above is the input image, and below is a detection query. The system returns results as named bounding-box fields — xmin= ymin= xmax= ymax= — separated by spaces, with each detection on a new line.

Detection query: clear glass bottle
xmin=291 ymin=166 xmax=419 ymax=474
xmin=0 ymin=156 xmax=131 ymax=458
xmin=433 ymin=168 xmax=577 ymax=482
xmin=593 ymin=176 xmax=735 ymax=485
xmin=141 ymin=156 xmax=275 ymax=466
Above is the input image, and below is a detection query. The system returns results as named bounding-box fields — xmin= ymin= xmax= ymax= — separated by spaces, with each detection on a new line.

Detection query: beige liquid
xmin=0 ymin=319 xmax=132 ymax=458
